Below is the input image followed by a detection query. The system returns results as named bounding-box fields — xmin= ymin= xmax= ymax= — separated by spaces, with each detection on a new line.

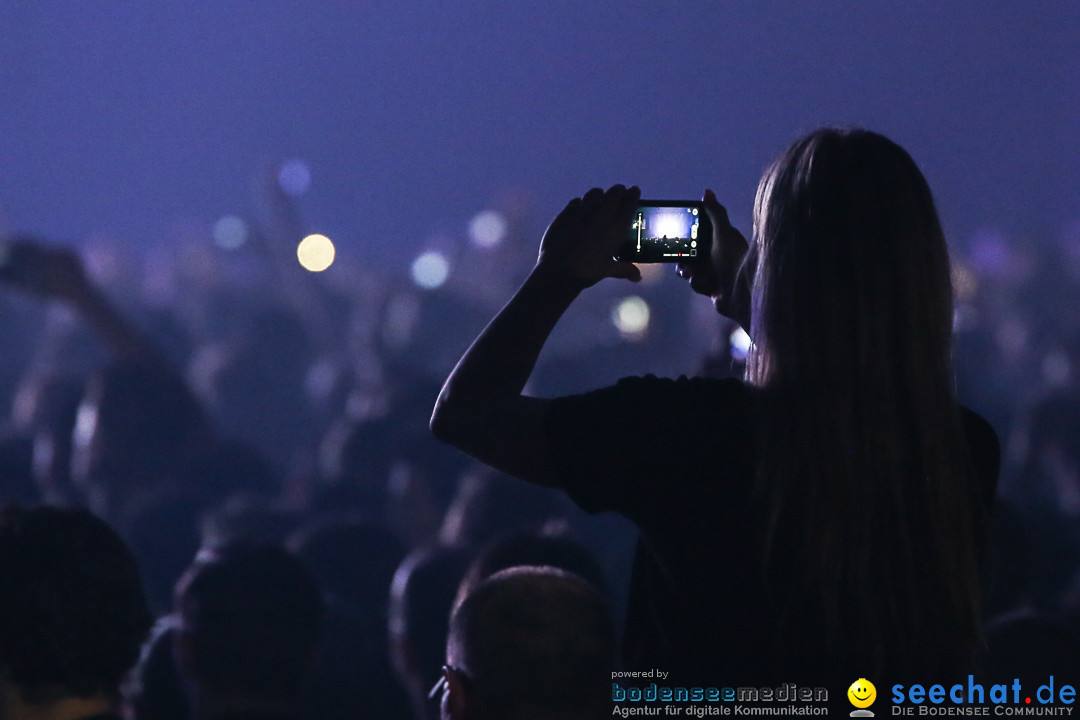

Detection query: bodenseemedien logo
xmin=849 ymin=678 xmax=877 ymax=717
xmin=611 ymin=677 xmax=830 ymax=716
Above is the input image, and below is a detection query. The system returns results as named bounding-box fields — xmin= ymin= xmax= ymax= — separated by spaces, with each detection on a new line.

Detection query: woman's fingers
xmin=539 ymin=185 xmax=642 ymax=288
xmin=581 ymin=187 xmax=606 ymax=207
xmin=703 ymin=188 xmax=730 ymax=226
xmin=592 ymin=185 xmax=636 ymax=232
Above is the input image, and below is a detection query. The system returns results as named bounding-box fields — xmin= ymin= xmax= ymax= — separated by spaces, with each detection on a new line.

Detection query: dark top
xmin=546 ymin=375 xmax=1000 ymax=688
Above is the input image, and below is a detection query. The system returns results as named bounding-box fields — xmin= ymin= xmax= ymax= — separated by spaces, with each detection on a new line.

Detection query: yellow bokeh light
xmin=297 ymin=234 xmax=335 ymax=272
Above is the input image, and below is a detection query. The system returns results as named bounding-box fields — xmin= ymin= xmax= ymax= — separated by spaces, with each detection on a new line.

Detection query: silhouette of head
xmin=71 ymin=360 xmax=207 ymax=523
xmin=173 ymin=543 xmax=322 ymax=710
xmin=389 ymin=545 xmax=473 ymax=720
xmin=0 ymin=505 xmax=151 ymax=704
xmin=747 ymin=128 xmax=953 ymax=390
xmin=456 ymin=530 xmax=607 ymax=609
xmin=440 ymin=566 xmax=614 ymax=720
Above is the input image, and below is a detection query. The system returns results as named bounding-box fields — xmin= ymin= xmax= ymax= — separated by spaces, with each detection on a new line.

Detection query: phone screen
xmin=616 ymin=202 xmax=705 ymax=263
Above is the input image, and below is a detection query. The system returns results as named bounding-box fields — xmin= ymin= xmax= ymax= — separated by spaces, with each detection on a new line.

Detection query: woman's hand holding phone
xmin=678 ymin=189 xmax=752 ymax=329
xmin=536 ymin=185 xmax=642 ymax=292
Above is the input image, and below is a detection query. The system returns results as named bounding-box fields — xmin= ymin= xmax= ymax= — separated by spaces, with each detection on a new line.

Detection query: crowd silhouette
xmin=1 ymin=127 xmax=1080 ymax=720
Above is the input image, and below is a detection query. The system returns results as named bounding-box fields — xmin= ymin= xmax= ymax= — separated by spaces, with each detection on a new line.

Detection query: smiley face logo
xmin=848 ymin=678 xmax=876 ymax=709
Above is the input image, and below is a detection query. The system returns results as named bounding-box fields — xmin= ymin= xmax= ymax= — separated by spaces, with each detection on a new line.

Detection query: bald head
xmin=446 ymin=566 xmax=615 ymax=720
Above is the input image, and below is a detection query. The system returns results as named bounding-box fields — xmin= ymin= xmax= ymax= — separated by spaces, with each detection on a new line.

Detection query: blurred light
xmin=297 ymin=234 xmax=336 ymax=272
xmin=83 ymin=238 xmax=125 ymax=285
xmin=73 ymin=403 xmax=98 ymax=451
xmin=411 ymin=251 xmax=450 ymax=289
xmin=953 ymin=303 xmax=979 ymax=332
xmin=212 ymin=215 xmax=249 ymax=250
xmin=468 ymin=210 xmax=507 ymax=249
xmin=278 ymin=159 xmax=312 ymax=196
xmin=305 ymin=359 xmax=339 ymax=404
xmin=951 ymin=263 xmax=978 ymax=302
xmin=382 ymin=292 xmax=421 ymax=349
xmin=995 ymin=316 xmax=1027 ymax=356
xmin=613 ymin=296 xmax=650 ymax=340
xmin=968 ymin=228 xmax=1011 ymax=277
xmin=1042 ymin=350 xmax=1071 ymax=387
xmin=730 ymin=327 xmax=752 ymax=360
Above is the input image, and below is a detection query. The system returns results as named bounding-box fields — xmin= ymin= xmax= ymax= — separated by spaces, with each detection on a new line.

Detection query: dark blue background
xmin=2 ymin=1 xmax=1077 ymax=264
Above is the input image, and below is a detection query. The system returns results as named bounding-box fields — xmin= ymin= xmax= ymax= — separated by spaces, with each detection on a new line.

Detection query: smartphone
xmin=615 ymin=201 xmax=710 ymax=263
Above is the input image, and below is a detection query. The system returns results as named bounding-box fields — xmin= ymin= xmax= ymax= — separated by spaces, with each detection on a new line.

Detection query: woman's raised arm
xmin=430 ymin=185 xmax=641 ymax=486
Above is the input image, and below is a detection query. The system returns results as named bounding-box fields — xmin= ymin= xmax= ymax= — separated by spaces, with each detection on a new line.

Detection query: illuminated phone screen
xmin=617 ymin=202 xmax=703 ymax=263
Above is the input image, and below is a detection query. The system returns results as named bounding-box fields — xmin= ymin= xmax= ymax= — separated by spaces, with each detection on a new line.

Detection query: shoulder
xmin=552 ymin=374 xmax=749 ymax=412
xmin=546 ymin=374 xmax=752 ymax=444
xmin=544 ymin=375 xmax=752 ymax=515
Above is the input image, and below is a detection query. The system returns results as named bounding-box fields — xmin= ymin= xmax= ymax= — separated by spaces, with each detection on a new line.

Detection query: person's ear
xmin=388 ymin=632 xmax=414 ymax=683
xmin=443 ymin=666 xmax=469 ymax=720
xmin=172 ymin=629 xmax=196 ymax=678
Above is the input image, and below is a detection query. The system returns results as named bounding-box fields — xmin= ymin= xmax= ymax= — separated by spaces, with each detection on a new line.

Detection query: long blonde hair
xmin=747 ymin=128 xmax=984 ymax=676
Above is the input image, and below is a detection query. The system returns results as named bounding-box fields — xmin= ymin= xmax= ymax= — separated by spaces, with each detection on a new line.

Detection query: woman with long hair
xmin=431 ymin=128 xmax=998 ymax=686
